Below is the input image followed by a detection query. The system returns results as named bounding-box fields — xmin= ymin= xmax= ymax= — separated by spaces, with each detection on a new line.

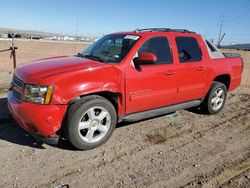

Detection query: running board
xmin=120 ymin=100 xmax=202 ymax=122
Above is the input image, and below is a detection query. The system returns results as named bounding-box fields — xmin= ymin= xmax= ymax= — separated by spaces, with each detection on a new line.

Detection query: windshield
xmin=78 ymin=34 xmax=140 ymax=63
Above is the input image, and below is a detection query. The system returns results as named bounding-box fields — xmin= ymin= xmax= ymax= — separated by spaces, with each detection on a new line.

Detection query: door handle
xmin=164 ymin=70 xmax=176 ymax=76
xmin=196 ymin=66 xmax=206 ymax=71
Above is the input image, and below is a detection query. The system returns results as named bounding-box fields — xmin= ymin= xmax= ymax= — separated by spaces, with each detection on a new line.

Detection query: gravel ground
xmin=0 ymin=41 xmax=249 ymax=187
xmin=0 ymin=89 xmax=249 ymax=188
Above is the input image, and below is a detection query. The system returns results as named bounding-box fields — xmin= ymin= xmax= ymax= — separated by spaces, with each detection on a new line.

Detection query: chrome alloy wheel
xmin=78 ymin=106 xmax=111 ymax=143
xmin=211 ymin=88 xmax=225 ymax=111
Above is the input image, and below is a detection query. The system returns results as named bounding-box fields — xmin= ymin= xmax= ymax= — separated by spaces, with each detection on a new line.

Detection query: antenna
xmin=217 ymin=33 xmax=226 ymax=47
xmin=217 ymin=15 xmax=225 ymax=46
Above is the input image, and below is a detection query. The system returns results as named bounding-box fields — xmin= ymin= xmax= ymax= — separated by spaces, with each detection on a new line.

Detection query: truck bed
xmin=223 ymin=53 xmax=241 ymax=58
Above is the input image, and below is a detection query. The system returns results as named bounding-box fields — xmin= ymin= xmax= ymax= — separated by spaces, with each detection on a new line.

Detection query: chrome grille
xmin=12 ymin=76 xmax=24 ymax=101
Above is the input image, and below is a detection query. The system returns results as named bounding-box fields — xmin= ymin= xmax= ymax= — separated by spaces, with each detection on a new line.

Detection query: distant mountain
xmin=0 ymin=27 xmax=63 ymax=37
xmin=221 ymin=43 xmax=250 ymax=51
xmin=0 ymin=27 xmax=98 ymax=41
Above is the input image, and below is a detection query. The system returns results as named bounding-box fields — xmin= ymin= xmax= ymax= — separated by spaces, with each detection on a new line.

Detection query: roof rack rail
xmin=134 ymin=28 xmax=196 ymax=34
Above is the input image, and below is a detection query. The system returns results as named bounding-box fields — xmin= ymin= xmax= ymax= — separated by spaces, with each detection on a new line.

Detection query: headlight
xmin=23 ymin=85 xmax=53 ymax=104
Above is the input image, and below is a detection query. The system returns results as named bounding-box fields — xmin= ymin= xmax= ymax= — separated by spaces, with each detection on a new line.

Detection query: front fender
xmin=62 ymin=82 xmax=122 ymax=104
xmin=43 ymin=65 xmax=124 ymax=105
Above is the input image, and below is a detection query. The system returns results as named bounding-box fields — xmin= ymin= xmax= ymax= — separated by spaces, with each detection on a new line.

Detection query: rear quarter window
xmin=175 ymin=37 xmax=202 ymax=63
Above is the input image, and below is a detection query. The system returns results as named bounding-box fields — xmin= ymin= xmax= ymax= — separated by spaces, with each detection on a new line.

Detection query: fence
xmin=0 ymin=42 xmax=17 ymax=70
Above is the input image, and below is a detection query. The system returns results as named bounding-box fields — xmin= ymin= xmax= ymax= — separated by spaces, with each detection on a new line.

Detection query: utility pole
xmin=74 ymin=20 xmax=79 ymax=54
xmin=75 ymin=20 xmax=78 ymax=40
xmin=217 ymin=15 xmax=225 ymax=46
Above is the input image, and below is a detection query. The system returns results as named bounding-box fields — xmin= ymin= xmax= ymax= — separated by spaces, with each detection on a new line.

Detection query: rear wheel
xmin=201 ymin=81 xmax=227 ymax=114
xmin=66 ymin=95 xmax=117 ymax=150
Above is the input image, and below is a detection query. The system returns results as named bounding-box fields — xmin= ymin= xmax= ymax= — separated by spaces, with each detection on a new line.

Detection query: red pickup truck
xmin=8 ymin=28 xmax=243 ymax=150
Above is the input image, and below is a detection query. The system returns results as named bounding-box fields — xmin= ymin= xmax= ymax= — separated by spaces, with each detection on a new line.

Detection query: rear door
xmin=174 ymin=36 xmax=208 ymax=103
xmin=125 ymin=36 xmax=178 ymax=114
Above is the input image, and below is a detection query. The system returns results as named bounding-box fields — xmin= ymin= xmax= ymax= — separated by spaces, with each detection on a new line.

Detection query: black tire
xmin=201 ymin=81 xmax=227 ymax=115
xmin=66 ymin=95 xmax=117 ymax=150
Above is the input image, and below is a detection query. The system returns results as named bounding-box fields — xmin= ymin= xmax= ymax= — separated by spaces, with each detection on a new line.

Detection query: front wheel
xmin=66 ymin=95 xmax=117 ymax=150
xmin=201 ymin=81 xmax=227 ymax=114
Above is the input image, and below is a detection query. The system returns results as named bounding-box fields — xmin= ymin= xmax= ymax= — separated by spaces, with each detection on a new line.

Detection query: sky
xmin=1 ymin=0 xmax=250 ymax=44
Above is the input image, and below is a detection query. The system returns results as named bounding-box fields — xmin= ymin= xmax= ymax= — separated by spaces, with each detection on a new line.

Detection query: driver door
xmin=125 ymin=36 xmax=178 ymax=114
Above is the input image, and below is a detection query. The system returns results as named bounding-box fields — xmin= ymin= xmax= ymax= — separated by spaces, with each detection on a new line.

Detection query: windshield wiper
xmin=76 ymin=52 xmax=84 ymax=58
xmin=82 ymin=54 xmax=107 ymax=63
xmin=76 ymin=53 xmax=108 ymax=63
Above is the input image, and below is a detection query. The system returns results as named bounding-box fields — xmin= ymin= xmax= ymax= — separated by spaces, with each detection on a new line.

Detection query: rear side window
xmin=176 ymin=37 xmax=201 ymax=63
xmin=138 ymin=37 xmax=172 ymax=64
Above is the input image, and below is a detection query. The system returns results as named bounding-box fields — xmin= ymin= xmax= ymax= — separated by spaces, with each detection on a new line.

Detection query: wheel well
xmin=69 ymin=91 xmax=119 ymax=113
xmin=213 ymin=74 xmax=231 ymax=90
xmin=92 ymin=91 xmax=119 ymax=112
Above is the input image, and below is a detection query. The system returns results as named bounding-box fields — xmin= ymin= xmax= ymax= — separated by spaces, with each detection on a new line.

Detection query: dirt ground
xmin=0 ymin=40 xmax=250 ymax=188
xmin=0 ymin=39 xmax=88 ymax=91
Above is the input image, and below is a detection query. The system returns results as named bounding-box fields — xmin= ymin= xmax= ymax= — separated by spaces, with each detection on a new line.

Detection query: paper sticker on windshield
xmin=124 ymin=35 xmax=140 ymax=40
xmin=114 ymin=55 xmax=120 ymax=59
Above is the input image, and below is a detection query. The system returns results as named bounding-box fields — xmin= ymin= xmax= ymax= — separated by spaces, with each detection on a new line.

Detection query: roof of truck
xmin=114 ymin=28 xmax=197 ymax=36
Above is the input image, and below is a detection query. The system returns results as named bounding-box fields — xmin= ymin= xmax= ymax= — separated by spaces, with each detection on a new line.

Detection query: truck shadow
xmin=0 ymin=98 xmax=46 ymax=149
xmin=0 ymin=97 xmax=49 ymax=149
xmin=186 ymin=107 xmax=208 ymax=115
xmin=0 ymin=119 xmax=78 ymax=150
xmin=0 ymin=97 xmax=205 ymax=151
xmin=0 ymin=122 xmax=47 ymax=149
xmin=0 ymin=98 xmax=84 ymax=150
xmin=1 ymin=97 xmax=79 ymax=150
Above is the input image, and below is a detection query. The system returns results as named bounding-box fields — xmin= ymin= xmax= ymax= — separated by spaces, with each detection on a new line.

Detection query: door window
xmin=138 ymin=37 xmax=172 ymax=64
xmin=175 ymin=37 xmax=201 ymax=63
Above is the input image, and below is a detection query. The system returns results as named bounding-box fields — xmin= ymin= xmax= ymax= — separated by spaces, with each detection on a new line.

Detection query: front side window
xmin=138 ymin=37 xmax=172 ymax=64
xmin=176 ymin=37 xmax=201 ymax=63
xmin=79 ymin=34 xmax=139 ymax=63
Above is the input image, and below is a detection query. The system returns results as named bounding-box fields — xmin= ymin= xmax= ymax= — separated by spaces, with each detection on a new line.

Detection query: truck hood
xmin=15 ymin=56 xmax=106 ymax=83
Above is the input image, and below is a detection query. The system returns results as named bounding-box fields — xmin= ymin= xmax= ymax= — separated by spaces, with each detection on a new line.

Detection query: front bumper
xmin=7 ymin=91 xmax=67 ymax=138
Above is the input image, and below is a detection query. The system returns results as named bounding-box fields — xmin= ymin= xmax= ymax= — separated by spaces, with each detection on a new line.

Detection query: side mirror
xmin=133 ymin=52 xmax=157 ymax=65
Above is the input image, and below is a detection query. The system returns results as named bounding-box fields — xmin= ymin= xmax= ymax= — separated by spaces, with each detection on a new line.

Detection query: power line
xmin=224 ymin=0 xmax=249 ymax=22
xmin=226 ymin=7 xmax=250 ymax=24
xmin=214 ymin=0 xmax=250 ymax=45
xmin=223 ymin=0 xmax=248 ymax=17
xmin=75 ymin=20 xmax=78 ymax=38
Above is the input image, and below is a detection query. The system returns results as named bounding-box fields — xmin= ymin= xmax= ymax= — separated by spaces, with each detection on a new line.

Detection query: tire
xmin=201 ymin=81 xmax=227 ymax=115
xmin=66 ymin=95 xmax=117 ymax=150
